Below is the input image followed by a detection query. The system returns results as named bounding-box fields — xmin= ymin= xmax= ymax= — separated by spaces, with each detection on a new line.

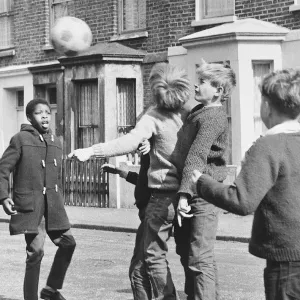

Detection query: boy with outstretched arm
xmin=70 ymin=62 xmax=192 ymax=300
xmin=190 ymin=68 xmax=300 ymax=299
xmin=0 ymin=99 xmax=76 ymax=300
xmin=174 ymin=59 xmax=236 ymax=300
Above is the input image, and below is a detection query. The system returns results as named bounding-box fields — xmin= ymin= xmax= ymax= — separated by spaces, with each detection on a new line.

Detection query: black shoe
xmin=40 ymin=288 xmax=66 ymax=300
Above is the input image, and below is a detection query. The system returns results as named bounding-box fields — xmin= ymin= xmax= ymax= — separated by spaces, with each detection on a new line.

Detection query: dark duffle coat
xmin=0 ymin=124 xmax=70 ymax=235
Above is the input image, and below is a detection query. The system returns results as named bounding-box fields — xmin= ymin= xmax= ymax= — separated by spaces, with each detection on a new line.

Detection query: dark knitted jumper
xmin=175 ymin=104 xmax=229 ymax=198
xmin=197 ymin=132 xmax=300 ymax=261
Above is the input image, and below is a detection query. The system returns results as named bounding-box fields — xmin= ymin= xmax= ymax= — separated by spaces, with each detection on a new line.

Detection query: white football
xmin=50 ymin=16 xmax=92 ymax=56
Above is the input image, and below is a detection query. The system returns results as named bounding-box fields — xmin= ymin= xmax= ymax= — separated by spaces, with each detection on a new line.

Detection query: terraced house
xmin=0 ymin=0 xmax=300 ymax=207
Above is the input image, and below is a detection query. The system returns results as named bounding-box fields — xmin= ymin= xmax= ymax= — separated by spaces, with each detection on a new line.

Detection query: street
xmin=0 ymin=223 xmax=265 ymax=300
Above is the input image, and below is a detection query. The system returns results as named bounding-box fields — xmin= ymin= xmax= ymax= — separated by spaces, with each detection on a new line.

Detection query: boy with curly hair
xmin=190 ymin=68 xmax=300 ymax=299
xmin=174 ymin=59 xmax=236 ymax=300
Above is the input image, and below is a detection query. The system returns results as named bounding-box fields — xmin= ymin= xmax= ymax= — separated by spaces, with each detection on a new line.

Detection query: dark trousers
xmin=264 ymin=260 xmax=300 ymax=300
xmin=174 ymin=197 xmax=219 ymax=300
xmin=129 ymin=191 xmax=179 ymax=300
xmin=24 ymin=219 xmax=76 ymax=300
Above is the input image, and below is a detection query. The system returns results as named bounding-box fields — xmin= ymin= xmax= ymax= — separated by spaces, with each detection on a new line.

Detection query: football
xmin=50 ymin=16 xmax=92 ymax=56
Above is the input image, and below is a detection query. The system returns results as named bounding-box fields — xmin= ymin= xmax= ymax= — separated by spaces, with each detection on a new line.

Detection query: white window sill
xmin=289 ymin=4 xmax=300 ymax=12
xmin=42 ymin=44 xmax=54 ymax=51
xmin=110 ymin=30 xmax=148 ymax=42
xmin=0 ymin=47 xmax=15 ymax=57
xmin=192 ymin=15 xmax=237 ymax=27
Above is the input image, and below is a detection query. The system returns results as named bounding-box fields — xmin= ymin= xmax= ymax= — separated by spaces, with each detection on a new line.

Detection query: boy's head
xmin=195 ymin=59 xmax=236 ymax=106
xmin=26 ymin=99 xmax=51 ymax=134
xmin=260 ymin=69 xmax=300 ymax=128
xmin=149 ymin=63 xmax=191 ymax=112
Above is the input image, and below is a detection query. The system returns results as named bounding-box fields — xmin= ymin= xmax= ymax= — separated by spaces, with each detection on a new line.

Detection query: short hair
xmin=260 ymin=68 xmax=300 ymax=119
xmin=149 ymin=63 xmax=191 ymax=111
xmin=196 ymin=60 xmax=236 ymax=102
xmin=26 ymin=98 xmax=51 ymax=117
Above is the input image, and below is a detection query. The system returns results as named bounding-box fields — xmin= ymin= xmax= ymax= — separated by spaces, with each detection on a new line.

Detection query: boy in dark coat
xmin=0 ymin=99 xmax=76 ymax=300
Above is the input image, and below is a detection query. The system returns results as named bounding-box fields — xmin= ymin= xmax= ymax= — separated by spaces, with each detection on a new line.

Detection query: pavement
xmin=0 ymin=205 xmax=253 ymax=243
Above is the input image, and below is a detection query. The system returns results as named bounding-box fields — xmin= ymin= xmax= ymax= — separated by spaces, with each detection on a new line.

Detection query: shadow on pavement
xmin=0 ymin=296 xmax=19 ymax=300
xmin=116 ymin=289 xmax=186 ymax=299
xmin=117 ymin=288 xmax=131 ymax=294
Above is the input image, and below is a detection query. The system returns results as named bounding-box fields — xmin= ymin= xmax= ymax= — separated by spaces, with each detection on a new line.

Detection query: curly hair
xmin=196 ymin=60 xmax=236 ymax=102
xmin=26 ymin=98 xmax=51 ymax=117
xmin=149 ymin=63 xmax=191 ymax=111
xmin=260 ymin=68 xmax=300 ymax=119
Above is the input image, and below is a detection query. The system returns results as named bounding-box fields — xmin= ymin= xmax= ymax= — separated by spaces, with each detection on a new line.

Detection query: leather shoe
xmin=40 ymin=288 xmax=66 ymax=300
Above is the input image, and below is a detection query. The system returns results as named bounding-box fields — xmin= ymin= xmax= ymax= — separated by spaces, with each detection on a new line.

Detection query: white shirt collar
xmin=265 ymin=120 xmax=300 ymax=136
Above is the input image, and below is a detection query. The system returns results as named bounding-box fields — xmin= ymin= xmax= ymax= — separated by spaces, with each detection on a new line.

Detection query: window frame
xmin=111 ymin=0 xmax=148 ymax=41
xmin=44 ymin=0 xmax=72 ymax=50
xmin=192 ymin=0 xmax=236 ymax=27
xmin=0 ymin=0 xmax=14 ymax=53
xmin=290 ymin=0 xmax=300 ymax=12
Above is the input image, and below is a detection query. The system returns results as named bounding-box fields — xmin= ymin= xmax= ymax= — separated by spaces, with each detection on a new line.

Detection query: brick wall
xmin=0 ymin=0 xmax=196 ymax=67
xmin=235 ymin=0 xmax=300 ymax=29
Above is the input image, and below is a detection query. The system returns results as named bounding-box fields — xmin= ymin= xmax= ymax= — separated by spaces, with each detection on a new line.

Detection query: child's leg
xmin=46 ymin=229 xmax=76 ymax=290
xmin=264 ymin=260 xmax=300 ymax=300
xmin=129 ymin=220 xmax=152 ymax=300
xmin=173 ymin=217 xmax=194 ymax=300
xmin=24 ymin=220 xmax=47 ymax=300
xmin=189 ymin=197 xmax=219 ymax=300
xmin=143 ymin=191 xmax=179 ymax=300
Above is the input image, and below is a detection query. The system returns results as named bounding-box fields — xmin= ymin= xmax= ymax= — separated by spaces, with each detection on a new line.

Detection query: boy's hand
xmin=2 ymin=198 xmax=17 ymax=215
xmin=68 ymin=147 xmax=94 ymax=162
xmin=190 ymin=170 xmax=203 ymax=194
xmin=101 ymin=163 xmax=120 ymax=174
xmin=138 ymin=139 xmax=151 ymax=155
xmin=177 ymin=195 xmax=193 ymax=227
xmin=101 ymin=163 xmax=128 ymax=179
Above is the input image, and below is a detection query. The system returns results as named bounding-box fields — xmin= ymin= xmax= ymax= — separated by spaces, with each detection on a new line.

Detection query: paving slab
xmin=0 ymin=206 xmax=253 ymax=242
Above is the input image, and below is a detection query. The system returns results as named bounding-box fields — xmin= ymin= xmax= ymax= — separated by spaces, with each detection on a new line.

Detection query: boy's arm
xmin=0 ymin=137 xmax=21 ymax=202
xmin=69 ymin=115 xmax=155 ymax=161
xmin=193 ymin=138 xmax=279 ymax=215
xmin=178 ymin=115 xmax=226 ymax=198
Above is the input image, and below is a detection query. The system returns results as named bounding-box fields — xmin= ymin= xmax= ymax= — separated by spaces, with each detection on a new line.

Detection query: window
xmin=17 ymin=90 xmax=24 ymax=107
xmin=116 ymin=79 xmax=136 ymax=136
xmin=50 ymin=0 xmax=70 ymax=28
xmin=118 ymin=0 xmax=146 ymax=33
xmin=76 ymin=81 xmax=100 ymax=148
xmin=0 ymin=0 xmax=14 ymax=49
xmin=45 ymin=0 xmax=73 ymax=47
xmin=289 ymin=0 xmax=300 ymax=12
xmin=194 ymin=0 xmax=236 ymax=26
xmin=252 ymin=62 xmax=273 ymax=141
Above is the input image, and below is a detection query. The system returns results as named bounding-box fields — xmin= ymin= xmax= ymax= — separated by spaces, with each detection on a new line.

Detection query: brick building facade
xmin=1 ymin=0 xmax=300 ymax=207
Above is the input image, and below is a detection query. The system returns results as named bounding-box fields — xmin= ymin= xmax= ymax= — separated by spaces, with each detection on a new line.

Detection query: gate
xmin=62 ymin=157 xmax=109 ymax=207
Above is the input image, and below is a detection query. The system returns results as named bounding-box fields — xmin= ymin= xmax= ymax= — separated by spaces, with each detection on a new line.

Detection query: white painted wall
xmin=282 ymin=30 xmax=300 ymax=68
xmin=0 ymin=67 xmax=33 ymax=156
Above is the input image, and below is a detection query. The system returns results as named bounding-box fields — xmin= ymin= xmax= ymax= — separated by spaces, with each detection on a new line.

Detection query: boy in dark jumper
xmin=0 ymin=99 xmax=76 ymax=300
xmin=174 ymin=59 xmax=236 ymax=300
xmin=190 ymin=68 xmax=300 ymax=299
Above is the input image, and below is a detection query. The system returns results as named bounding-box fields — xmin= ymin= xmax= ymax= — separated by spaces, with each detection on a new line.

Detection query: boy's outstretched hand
xmin=2 ymin=198 xmax=17 ymax=215
xmin=177 ymin=195 xmax=193 ymax=227
xmin=68 ymin=147 xmax=94 ymax=162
